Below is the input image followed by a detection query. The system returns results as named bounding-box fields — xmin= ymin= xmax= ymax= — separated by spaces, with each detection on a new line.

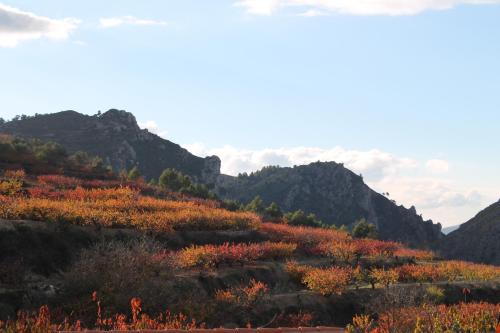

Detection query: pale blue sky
xmin=1 ymin=0 xmax=499 ymax=226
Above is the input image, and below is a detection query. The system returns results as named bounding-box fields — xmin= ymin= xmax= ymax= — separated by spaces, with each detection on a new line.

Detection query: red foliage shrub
xmin=261 ymin=223 xmax=350 ymax=250
xmin=394 ymin=248 xmax=434 ymax=260
xmin=347 ymin=302 xmax=500 ymax=333
xmin=1 ymin=187 xmax=260 ymax=232
xmin=177 ymin=242 xmax=296 ymax=268
xmin=301 ymin=266 xmax=353 ymax=296
xmin=38 ymin=175 xmax=82 ymax=188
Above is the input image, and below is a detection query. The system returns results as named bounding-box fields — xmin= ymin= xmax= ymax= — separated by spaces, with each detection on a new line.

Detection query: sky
xmin=1 ymin=0 xmax=499 ymax=227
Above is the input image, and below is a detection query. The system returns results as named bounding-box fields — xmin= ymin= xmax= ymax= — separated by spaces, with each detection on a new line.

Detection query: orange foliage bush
xmin=4 ymin=169 xmax=26 ymax=180
xmin=215 ymin=279 xmax=269 ymax=307
xmin=0 ymin=187 xmax=260 ymax=232
xmin=396 ymin=261 xmax=500 ymax=283
xmin=314 ymin=241 xmax=359 ymax=264
xmin=177 ymin=242 xmax=296 ymax=268
xmin=302 ymin=266 xmax=353 ymax=296
xmin=347 ymin=302 xmax=500 ymax=333
xmin=38 ymin=174 xmax=83 ymax=188
xmin=394 ymin=248 xmax=434 ymax=260
xmin=352 ymin=239 xmax=401 ymax=257
xmin=0 ymin=169 xmax=25 ymax=195
xmin=285 ymin=261 xmax=312 ymax=283
xmin=369 ymin=268 xmax=399 ymax=288
xmin=261 ymin=223 xmax=350 ymax=250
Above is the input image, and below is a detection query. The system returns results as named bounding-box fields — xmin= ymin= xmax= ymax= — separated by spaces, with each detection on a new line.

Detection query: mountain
xmin=442 ymin=224 xmax=461 ymax=235
xmin=1 ymin=110 xmax=443 ymax=248
xmin=440 ymin=200 xmax=500 ymax=265
xmin=0 ymin=110 xmax=221 ymax=183
xmin=216 ymin=163 xmax=443 ymax=248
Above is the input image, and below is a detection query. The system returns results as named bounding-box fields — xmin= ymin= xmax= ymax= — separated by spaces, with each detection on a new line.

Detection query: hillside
xmin=1 ymin=111 xmax=442 ymax=248
xmin=0 ymin=170 xmax=499 ymax=331
xmin=0 ymin=110 xmax=221 ymax=183
xmin=216 ymin=163 xmax=443 ymax=248
xmin=440 ymin=200 xmax=500 ymax=265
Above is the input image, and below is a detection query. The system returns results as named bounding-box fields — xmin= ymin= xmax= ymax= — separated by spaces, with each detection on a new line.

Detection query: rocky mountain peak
xmin=216 ymin=161 xmax=443 ymax=248
xmin=0 ymin=110 xmax=220 ymax=183
xmin=99 ymin=109 xmax=140 ymax=130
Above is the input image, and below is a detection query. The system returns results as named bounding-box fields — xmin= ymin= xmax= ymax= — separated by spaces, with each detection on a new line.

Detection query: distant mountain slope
xmin=216 ymin=163 xmax=443 ymax=248
xmin=442 ymin=225 xmax=461 ymax=235
xmin=440 ymin=200 xmax=500 ymax=265
xmin=0 ymin=110 xmax=221 ymax=183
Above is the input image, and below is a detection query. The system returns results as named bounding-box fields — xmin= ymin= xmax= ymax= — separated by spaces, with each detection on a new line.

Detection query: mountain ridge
xmin=1 ymin=110 xmax=443 ymax=248
xmin=0 ymin=110 xmax=221 ymax=183
xmin=440 ymin=200 xmax=500 ymax=265
xmin=215 ymin=162 xmax=443 ymax=248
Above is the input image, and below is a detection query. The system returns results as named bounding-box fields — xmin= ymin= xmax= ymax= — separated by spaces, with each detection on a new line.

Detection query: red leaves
xmin=1 ymin=186 xmax=260 ymax=233
xmin=350 ymin=302 xmax=500 ymax=332
xmin=178 ymin=242 xmax=296 ymax=268
xmin=261 ymin=223 xmax=349 ymax=250
xmin=130 ymin=297 xmax=142 ymax=323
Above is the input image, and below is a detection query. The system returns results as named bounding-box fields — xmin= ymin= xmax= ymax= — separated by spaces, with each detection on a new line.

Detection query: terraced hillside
xmin=1 ymin=169 xmax=499 ymax=332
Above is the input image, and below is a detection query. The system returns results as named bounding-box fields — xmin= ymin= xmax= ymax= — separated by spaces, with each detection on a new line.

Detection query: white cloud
xmin=99 ymin=16 xmax=168 ymax=28
xmin=236 ymin=0 xmax=282 ymax=15
xmin=373 ymin=177 xmax=481 ymax=209
xmin=184 ymin=144 xmax=416 ymax=180
xmin=235 ymin=0 xmax=500 ymax=16
xmin=298 ymin=9 xmax=330 ymax=16
xmin=426 ymin=159 xmax=450 ymax=174
xmin=139 ymin=121 xmax=168 ymax=138
xmin=0 ymin=3 xmax=80 ymax=47
xmin=185 ymin=143 xmax=489 ymax=226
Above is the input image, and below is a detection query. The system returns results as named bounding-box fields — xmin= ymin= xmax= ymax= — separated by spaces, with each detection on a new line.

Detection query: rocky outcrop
xmin=216 ymin=162 xmax=443 ymax=248
xmin=440 ymin=200 xmax=500 ymax=265
xmin=0 ymin=110 xmax=221 ymax=183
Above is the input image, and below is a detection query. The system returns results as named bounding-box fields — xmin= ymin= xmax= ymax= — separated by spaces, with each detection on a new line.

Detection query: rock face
xmin=0 ymin=110 xmax=221 ymax=183
xmin=440 ymin=200 xmax=500 ymax=265
xmin=216 ymin=162 xmax=443 ymax=248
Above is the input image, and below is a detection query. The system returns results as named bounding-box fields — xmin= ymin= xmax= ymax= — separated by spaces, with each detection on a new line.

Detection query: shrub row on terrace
xmin=347 ymin=302 xmax=500 ymax=333
xmin=286 ymin=259 xmax=500 ymax=295
xmin=177 ymin=242 xmax=297 ymax=268
xmin=261 ymin=223 xmax=434 ymax=262
xmin=0 ymin=187 xmax=260 ymax=232
xmin=396 ymin=261 xmax=500 ymax=283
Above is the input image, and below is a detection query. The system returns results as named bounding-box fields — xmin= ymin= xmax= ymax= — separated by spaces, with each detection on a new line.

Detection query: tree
xmin=180 ymin=183 xmax=215 ymax=200
xmin=285 ymin=210 xmax=323 ymax=227
xmin=148 ymin=178 xmax=158 ymax=186
xmin=352 ymin=218 xmax=378 ymax=239
xmin=158 ymin=168 xmax=216 ymax=199
xmin=222 ymin=199 xmax=243 ymax=212
xmin=159 ymin=168 xmax=190 ymax=191
xmin=0 ymin=117 xmax=4 ymax=125
xmin=68 ymin=151 xmax=90 ymax=166
xmin=339 ymin=224 xmax=349 ymax=233
xmin=370 ymin=268 xmax=399 ymax=288
xmin=265 ymin=202 xmax=283 ymax=220
xmin=245 ymin=196 xmax=265 ymax=214
xmin=34 ymin=142 xmax=66 ymax=165
xmin=127 ymin=166 xmax=141 ymax=181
